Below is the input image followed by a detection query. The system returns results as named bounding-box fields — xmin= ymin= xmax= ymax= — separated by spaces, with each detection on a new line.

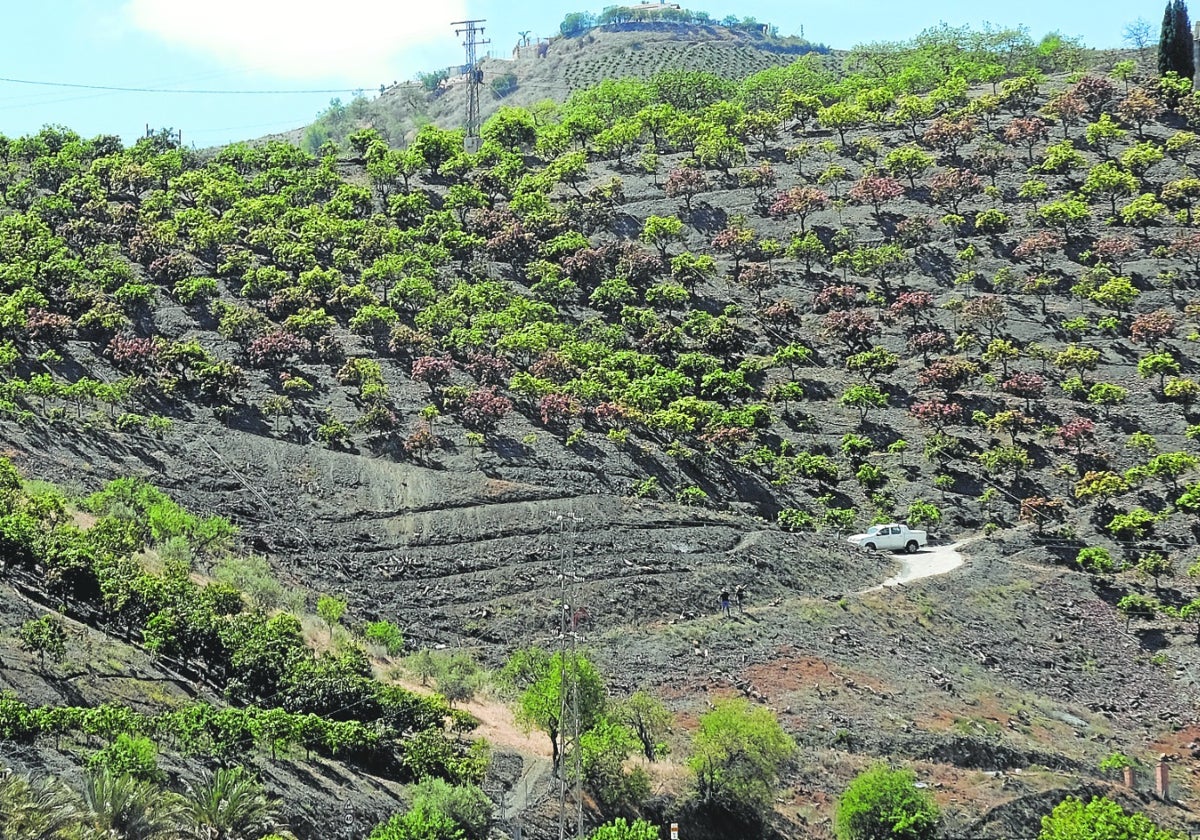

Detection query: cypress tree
xmin=1160 ymin=0 xmax=1196 ymax=78
xmin=1160 ymin=0 xmax=1179 ymax=76
xmin=1174 ymin=0 xmax=1195 ymax=80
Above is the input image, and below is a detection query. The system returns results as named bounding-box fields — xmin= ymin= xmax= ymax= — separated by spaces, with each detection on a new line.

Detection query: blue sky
xmin=0 ymin=1 xmax=1167 ymax=147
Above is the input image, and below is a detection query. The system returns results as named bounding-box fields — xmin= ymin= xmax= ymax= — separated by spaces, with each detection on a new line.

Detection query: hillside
xmin=282 ymin=21 xmax=828 ymax=150
xmin=2 ymin=22 xmax=1200 ymax=840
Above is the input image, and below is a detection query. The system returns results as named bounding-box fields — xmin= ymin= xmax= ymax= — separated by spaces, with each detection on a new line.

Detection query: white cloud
xmin=124 ymin=0 xmax=468 ymax=81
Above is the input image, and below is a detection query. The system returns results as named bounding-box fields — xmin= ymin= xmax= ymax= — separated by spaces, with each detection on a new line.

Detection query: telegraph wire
xmin=0 ymin=75 xmax=371 ymax=95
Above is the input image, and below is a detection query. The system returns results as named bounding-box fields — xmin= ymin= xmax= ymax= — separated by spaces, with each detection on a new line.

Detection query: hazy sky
xmin=0 ymin=0 xmax=1167 ymax=146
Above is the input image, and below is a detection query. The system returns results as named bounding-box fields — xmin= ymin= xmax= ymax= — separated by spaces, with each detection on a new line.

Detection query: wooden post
xmin=1155 ymin=761 xmax=1169 ymax=800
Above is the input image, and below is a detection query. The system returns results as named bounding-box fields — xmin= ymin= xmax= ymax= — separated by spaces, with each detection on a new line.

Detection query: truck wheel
xmin=905 ymin=540 xmax=919 ymax=554
xmin=864 ymin=542 xmax=876 ymax=551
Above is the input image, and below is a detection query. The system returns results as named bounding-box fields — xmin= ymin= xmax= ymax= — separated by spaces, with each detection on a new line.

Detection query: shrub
xmin=1040 ymin=795 xmax=1178 ymax=840
xmin=1076 ymin=547 xmax=1114 ymax=574
xmin=490 ymin=73 xmax=518 ymax=99
xmin=364 ymin=621 xmax=405 ymax=656
xmin=907 ymin=500 xmax=942 ymax=529
xmin=406 ymin=778 xmax=492 ymax=840
xmin=1107 ymin=507 xmax=1157 ymax=539
xmin=88 ymin=734 xmax=162 ymax=783
xmin=19 ymin=615 xmax=66 ymax=670
xmin=317 ymin=414 xmax=351 ymax=447
xmin=836 ymin=765 xmax=939 ymax=840
xmin=974 ymin=208 xmax=1010 ymax=233
xmin=577 ymin=718 xmax=647 ymax=809
xmin=676 ymin=486 xmax=708 ymax=506
xmin=590 ymin=819 xmax=659 ymax=840
xmin=777 ymin=508 xmax=816 ymax=531
xmin=460 ymin=387 xmax=512 ymax=433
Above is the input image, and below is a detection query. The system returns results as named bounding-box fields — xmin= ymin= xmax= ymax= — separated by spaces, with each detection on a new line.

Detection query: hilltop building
xmin=612 ymin=1 xmax=685 ymax=12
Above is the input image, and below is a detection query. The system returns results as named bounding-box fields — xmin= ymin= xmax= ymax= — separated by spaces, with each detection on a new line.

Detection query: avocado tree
xmin=19 ymin=614 xmax=67 ymax=671
xmin=689 ymin=698 xmax=796 ymax=816
xmin=508 ymin=648 xmax=605 ymax=770
xmin=1040 ymin=795 xmax=1181 ymax=839
xmin=836 ymin=765 xmax=939 ymax=840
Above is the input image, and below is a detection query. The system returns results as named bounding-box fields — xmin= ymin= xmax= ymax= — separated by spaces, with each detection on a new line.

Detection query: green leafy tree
xmin=19 ymin=614 xmax=66 ymax=671
xmin=510 ymin=649 xmax=605 ymax=769
xmin=819 ymin=102 xmax=868 ymax=146
xmin=841 ymin=384 xmax=888 ymax=422
xmin=836 ymin=765 xmax=939 ymax=840
xmin=1121 ymin=193 xmax=1167 ymax=236
xmin=316 ymin=594 xmax=347 ymax=641
xmin=1038 ymin=198 xmax=1091 ymax=236
xmin=689 ymin=698 xmax=796 ymax=815
xmin=640 ymin=215 xmax=685 ymax=261
xmin=1137 ymin=551 xmax=1175 ymax=591
xmin=1041 ymin=795 xmax=1183 ymax=839
xmin=883 ymin=145 xmax=936 ymax=188
xmin=1139 ymin=352 xmax=1181 ymax=391
xmin=1082 ymin=162 xmax=1138 ymax=216
xmin=612 ymin=690 xmax=672 ymax=761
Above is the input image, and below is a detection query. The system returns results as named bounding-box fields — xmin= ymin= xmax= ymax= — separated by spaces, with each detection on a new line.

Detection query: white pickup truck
xmin=847 ymin=523 xmax=927 ymax=553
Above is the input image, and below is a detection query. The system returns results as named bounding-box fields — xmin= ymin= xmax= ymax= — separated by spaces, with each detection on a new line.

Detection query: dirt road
xmin=858 ymin=535 xmax=982 ymax=593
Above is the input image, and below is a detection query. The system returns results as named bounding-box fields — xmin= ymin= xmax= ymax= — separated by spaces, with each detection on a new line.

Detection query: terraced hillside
xmin=286 ymin=22 xmax=828 ymax=150
xmin=3 ymin=24 xmax=1200 ymax=839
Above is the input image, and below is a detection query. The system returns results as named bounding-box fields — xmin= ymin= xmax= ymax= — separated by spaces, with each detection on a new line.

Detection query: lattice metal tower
xmin=554 ymin=513 xmax=585 ymax=840
xmin=452 ymin=19 xmax=490 ymax=152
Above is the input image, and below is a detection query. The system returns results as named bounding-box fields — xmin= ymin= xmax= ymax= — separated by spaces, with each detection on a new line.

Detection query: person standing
xmin=734 ymin=584 xmax=745 ymax=613
xmin=719 ymin=588 xmax=731 ymax=617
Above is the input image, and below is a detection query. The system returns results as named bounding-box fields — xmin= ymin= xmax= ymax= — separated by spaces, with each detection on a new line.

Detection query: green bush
xmin=1039 ymin=795 xmax=1181 ymax=839
xmin=690 ymin=698 xmax=796 ymax=815
xmin=407 ymin=777 xmax=493 ymax=840
xmin=369 ymin=806 xmax=462 ymax=840
xmin=836 ymin=765 xmax=939 ymax=840
xmin=1107 ymin=507 xmax=1157 ymax=539
xmin=1076 ymin=546 xmax=1114 ymax=574
xmin=906 ymin=500 xmax=942 ymax=529
xmin=577 ymin=718 xmax=647 ymax=808
xmin=490 ymin=73 xmax=519 ymax=99
xmin=777 ymin=507 xmax=816 ymax=531
xmin=590 ymin=818 xmax=660 ymax=840
xmin=88 ymin=734 xmax=162 ymax=783
xmin=365 ymin=620 xmax=405 ymax=656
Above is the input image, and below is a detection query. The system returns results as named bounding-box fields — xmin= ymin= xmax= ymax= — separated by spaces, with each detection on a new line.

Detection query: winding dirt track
xmin=858 ymin=535 xmax=983 ymax=593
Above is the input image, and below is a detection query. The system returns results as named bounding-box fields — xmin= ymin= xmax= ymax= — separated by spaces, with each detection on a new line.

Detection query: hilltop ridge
xmin=279 ymin=21 xmax=828 ymax=150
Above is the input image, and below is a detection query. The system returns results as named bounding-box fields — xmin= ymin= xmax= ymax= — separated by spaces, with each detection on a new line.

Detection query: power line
xmin=453 ymin=19 xmax=490 ymax=152
xmin=0 ymin=75 xmax=369 ymax=95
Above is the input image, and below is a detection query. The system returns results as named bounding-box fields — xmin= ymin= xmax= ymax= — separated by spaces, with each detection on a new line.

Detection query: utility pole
xmin=554 ymin=512 xmax=585 ymax=840
xmin=452 ymin=18 xmax=490 ymax=153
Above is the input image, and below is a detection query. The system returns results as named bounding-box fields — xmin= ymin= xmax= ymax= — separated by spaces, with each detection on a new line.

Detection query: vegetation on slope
xmin=0 ymin=459 xmax=486 ymax=836
xmin=2 ymin=18 xmax=1200 ymax=836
